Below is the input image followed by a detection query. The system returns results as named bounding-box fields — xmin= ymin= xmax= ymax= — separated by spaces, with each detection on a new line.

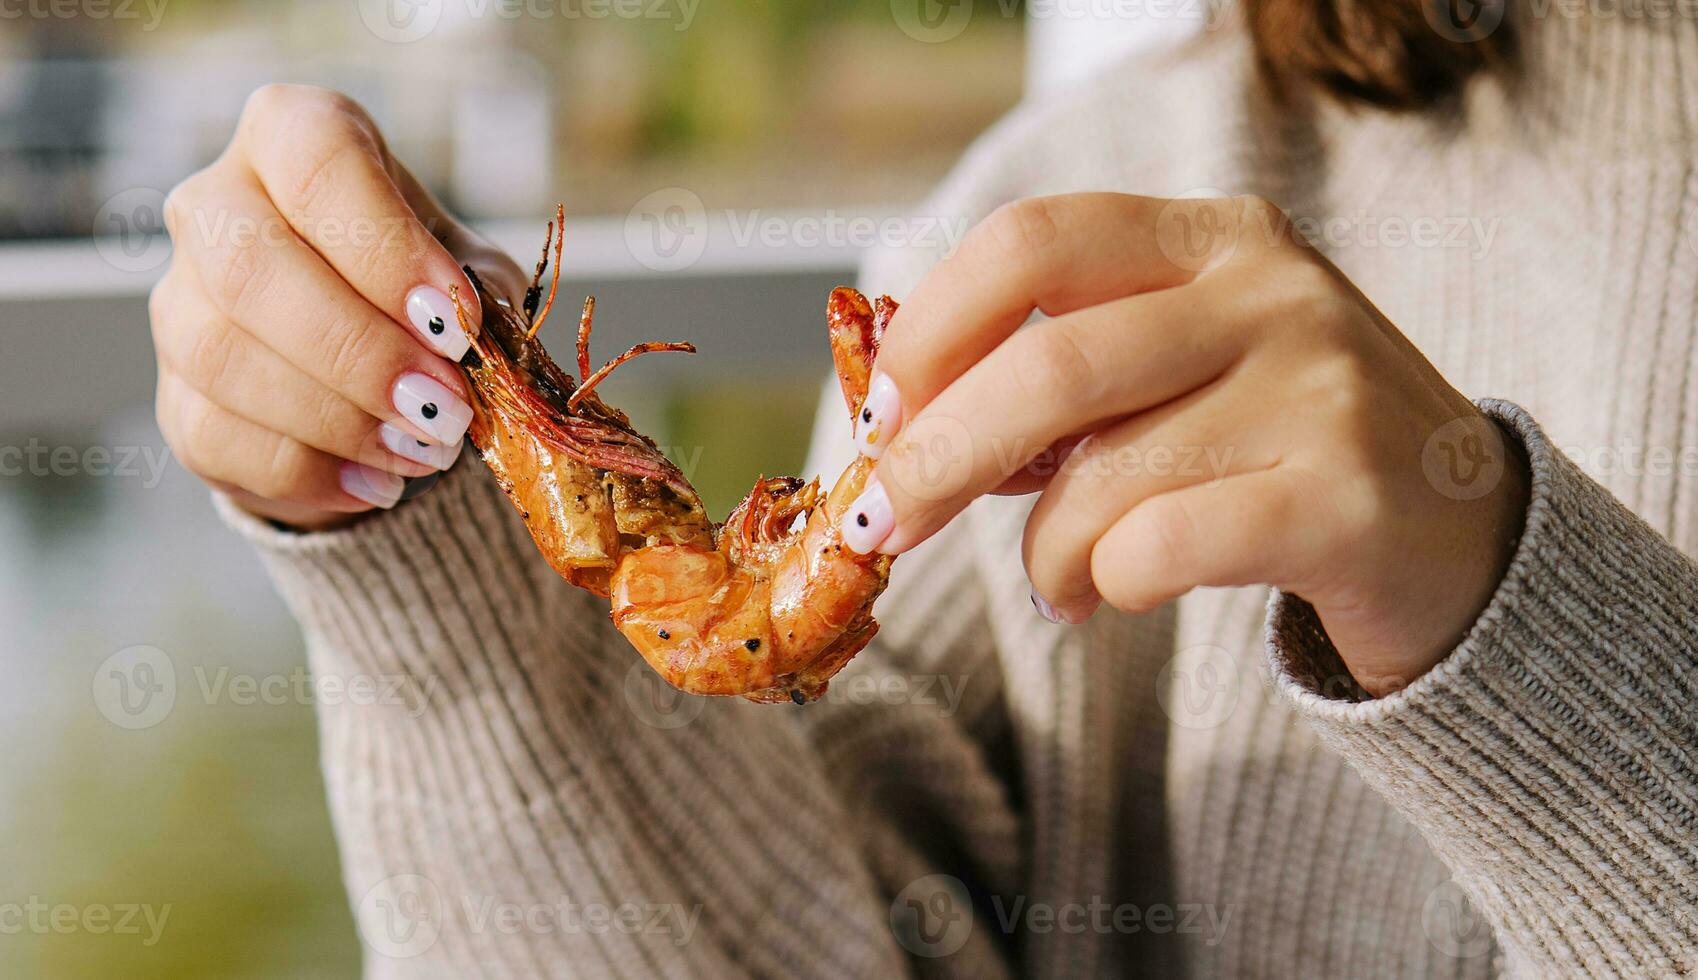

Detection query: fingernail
xmin=840 ymin=477 xmax=894 ymax=554
xmin=380 ymin=421 xmax=461 ymax=470
xmin=854 ymin=373 xmax=900 ymax=460
xmin=1030 ymin=591 xmax=1064 ymax=624
xmin=339 ymin=461 xmax=404 ymax=509
xmin=393 ymin=374 xmax=473 ymax=445
xmin=406 ymin=285 xmax=470 ymax=361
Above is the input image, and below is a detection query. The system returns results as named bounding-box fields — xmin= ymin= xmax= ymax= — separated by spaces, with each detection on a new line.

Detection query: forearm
xmin=1268 ymin=400 xmax=1698 ymax=977
xmin=220 ymin=461 xmax=912 ymax=978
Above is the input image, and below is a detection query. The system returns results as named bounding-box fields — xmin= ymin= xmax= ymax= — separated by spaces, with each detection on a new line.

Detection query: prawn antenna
xmin=576 ymin=296 xmax=596 ymax=381
xmin=448 ymin=284 xmax=490 ymax=359
xmin=526 ymin=203 xmax=566 ymax=341
xmin=567 ymin=341 xmax=696 ymax=413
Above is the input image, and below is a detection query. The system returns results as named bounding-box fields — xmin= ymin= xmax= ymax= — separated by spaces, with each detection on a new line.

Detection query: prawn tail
xmin=827 ymin=287 xmax=896 ymax=418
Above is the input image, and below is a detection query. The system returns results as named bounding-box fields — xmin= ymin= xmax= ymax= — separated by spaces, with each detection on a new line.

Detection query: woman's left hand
xmin=839 ymin=193 xmax=1529 ymax=696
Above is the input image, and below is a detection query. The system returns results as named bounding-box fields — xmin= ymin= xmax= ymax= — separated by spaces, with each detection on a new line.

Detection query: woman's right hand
xmin=150 ymin=84 xmax=527 ymax=530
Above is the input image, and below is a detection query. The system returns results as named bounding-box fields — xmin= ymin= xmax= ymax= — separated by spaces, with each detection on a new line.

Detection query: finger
xmin=859 ymin=193 xmax=1244 ymax=458
xmin=233 ymin=84 xmax=482 ymax=360
xmin=849 ymin=274 xmax=1248 ymax=555
xmin=170 ymin=171 xmax=474 ymax=448
xmin=159 ymin=372 xmax=405 ymax=513
xmin=1089 ymin=466 xmax=1333 ymax=615
xmin=387 ymin=157 xmax=531 ymax=305
xmin=1020 ymin=396 xmax=1270 ymax=621
xmin=150 ymin=277 xmax=456 ymax=476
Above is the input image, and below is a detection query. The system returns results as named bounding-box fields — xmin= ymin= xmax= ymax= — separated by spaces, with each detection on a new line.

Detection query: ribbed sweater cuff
xmin=212 ymin=453 xmax=586 ymax=693
xmin=1267 ymin=400 xmax=1698 ymax=974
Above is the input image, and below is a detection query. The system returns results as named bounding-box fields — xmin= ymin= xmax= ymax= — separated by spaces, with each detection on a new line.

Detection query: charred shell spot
xmin=744 ymin=638 xmax=761 ymax=652
xmin=657 ymin=628 xmax=670 ymax=640
xmin=790 ymin=689 xmax=806 ymax=706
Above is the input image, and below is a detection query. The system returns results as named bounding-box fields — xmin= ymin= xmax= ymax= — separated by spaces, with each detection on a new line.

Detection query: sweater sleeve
xmin=216 ymin=456 xmax=930 ymax=980
xmin=1266 ymin=400 xmax=1698 ymax=977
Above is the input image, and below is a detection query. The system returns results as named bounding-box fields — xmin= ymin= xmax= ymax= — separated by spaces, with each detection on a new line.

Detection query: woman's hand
xmin=839 ymin=193 xmax=1529 ymax=696
xmin=150 ymin=84 xmax=526 ymax=530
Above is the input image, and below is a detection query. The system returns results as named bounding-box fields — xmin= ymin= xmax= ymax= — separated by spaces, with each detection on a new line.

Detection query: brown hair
xmin=1244 ymin=0 xmax=1516 ymax=110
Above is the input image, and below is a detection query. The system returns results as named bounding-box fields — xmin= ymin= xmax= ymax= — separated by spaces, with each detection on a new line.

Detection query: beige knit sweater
xmin=221 ymin=7 xmax=1698 ymax=977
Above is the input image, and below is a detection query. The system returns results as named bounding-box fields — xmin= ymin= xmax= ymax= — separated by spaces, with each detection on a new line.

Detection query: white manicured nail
xmin=1031 ymin=591 xmax=1063 ymax=624
xmin=840 ymin=477 xmax=893 ymax=554
xmin=854 ymin=373 xmax=900 ymax=460
xmin=340 ymin=462 xmax=404 ymax=509
xmin=380 ymin=422 xmax=461 ymax=470
xmin=407 ymin=285 xmax=470 ymax=361
xmin=392 ymin=374 xmax=472 ymax=445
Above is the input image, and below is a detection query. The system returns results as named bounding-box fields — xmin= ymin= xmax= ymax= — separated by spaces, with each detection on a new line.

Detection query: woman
xmin=147 ymin=0 xmax=1697 ymax=975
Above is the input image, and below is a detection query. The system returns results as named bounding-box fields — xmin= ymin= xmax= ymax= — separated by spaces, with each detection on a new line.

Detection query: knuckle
xmin=210 ymin=238 xmax=273 ymax=316
xmin=1232 ymin=193 xmax=1284 ymax=229
xmin=317 ymin=309 xmax=377 ymax=394
xmin=178 ymin=319 xmax=237 ymax=393
xmin=251 ymin=438 xmax=313 ymax=503
xmin=243 ymin=83 xmax=362 ymax=131
xmin=285 ymin=136 xmax=364 ymax=222
xmin=161 ymin=178 xmax=197 ymax=240
xmin=304 ymin=388 xmax=355 ymax=449
xmin=1016 ymin=321 xmax=1095 ymax=402
xmin=177 ymin=393 xmax=229 ymax=464
xmin=982 ymin=197 xmax=1063 ymax=260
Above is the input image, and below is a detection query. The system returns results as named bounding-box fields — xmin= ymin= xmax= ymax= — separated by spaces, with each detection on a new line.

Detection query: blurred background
xmin=0 ymin=0 xmax=1195 ymax=975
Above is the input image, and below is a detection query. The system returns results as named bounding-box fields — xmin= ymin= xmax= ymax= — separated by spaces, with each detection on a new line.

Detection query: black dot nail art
xmin=861 ymin=408 xmax=872 ymax=423
xmin=421 ymin=403 xmax=439 ymax=420
xmin=428 ymin=316 xmax=445 ymax=336
xmin=855 ymin=513 xmax=869 ymax=527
